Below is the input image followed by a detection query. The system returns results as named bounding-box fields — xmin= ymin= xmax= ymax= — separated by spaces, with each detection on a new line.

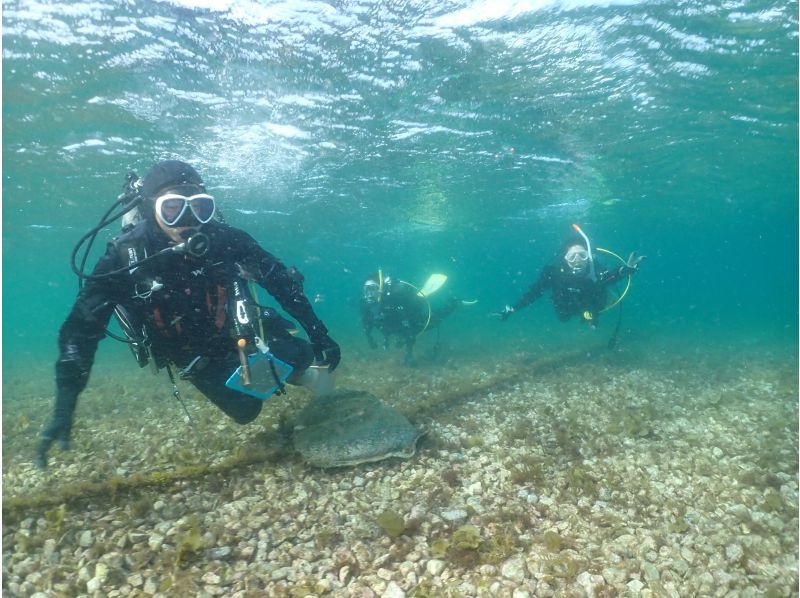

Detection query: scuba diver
xmin=36 ymin=160 xmax=341 ymax=469
xmin=499 ymin=224 xmax=645 ymax=328
xmin=361 ymin=271 xmax=473 ymax=367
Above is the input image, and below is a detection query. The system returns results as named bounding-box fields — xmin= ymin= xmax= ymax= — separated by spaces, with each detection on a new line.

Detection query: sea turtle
xmin=292 ymin=389 xmax=422 ymax=468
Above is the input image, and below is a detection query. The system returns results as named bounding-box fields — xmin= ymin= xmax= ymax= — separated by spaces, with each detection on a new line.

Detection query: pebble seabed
xmin=3 ymin=344 xmax=798 ymax=598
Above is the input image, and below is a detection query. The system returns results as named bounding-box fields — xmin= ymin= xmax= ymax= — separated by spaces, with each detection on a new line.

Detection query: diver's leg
xmin=428 ymin=296 xmax=460 ymax=328
xmin=187 ymin=354 xmax=263 ymax=424
xmin=403 ymin=338 xmax=418 ymax=367
xmin=269 ymin=335 xmax=314 ymax=384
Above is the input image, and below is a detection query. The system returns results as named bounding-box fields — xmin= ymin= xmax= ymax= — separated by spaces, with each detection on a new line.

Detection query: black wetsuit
xmin=361 ymin=281 xmax=458 ymax=364
xmin=54 ymin=219 xmax=332 ymax=427
xmin=513 ymin=261 xmax=627 ymax=322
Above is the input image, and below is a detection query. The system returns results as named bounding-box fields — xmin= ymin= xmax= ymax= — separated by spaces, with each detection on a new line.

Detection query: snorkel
xmin=571 ymin=223 xmax=597 ymax=282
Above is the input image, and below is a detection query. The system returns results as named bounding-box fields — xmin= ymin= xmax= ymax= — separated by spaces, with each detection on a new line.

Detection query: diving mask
xmin=363 ymin=280 xmax=380 ymax=303
xmin=564 ymin=245 xmax=590 ymax=273
xmin=155 ymin=192 xmax=216 ymax=227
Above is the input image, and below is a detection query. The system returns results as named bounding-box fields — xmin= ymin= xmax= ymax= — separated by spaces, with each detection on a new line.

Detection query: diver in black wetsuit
xmin=500 ymin=227 xmax=645 ymax=326
xmin=360 ymin=271 xmax=462 ymax=367
xmin=37 ymin=160 xmax=341 ymax=468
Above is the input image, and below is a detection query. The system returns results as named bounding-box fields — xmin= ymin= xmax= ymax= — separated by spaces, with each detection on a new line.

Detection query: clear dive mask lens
xmin=565 ymin=247 xmax=589 ymax=270
xmin=363 ymin=281 xmax=379 ymax=302
xmin=155 ymin=193 xmax=216 ymax=227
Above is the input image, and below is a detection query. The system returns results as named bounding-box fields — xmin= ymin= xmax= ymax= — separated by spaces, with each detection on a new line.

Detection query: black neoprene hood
xmin=141 ymin=160 xmax=204 ymax=199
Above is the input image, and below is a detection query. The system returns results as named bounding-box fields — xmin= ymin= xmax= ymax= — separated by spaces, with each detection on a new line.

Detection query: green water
xmin=3 ymin=0 xmax=797 ymax=385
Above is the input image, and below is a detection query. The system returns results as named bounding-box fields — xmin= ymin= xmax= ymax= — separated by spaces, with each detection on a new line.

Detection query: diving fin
xmin=417 ymin=273 xmax=448 ymax=297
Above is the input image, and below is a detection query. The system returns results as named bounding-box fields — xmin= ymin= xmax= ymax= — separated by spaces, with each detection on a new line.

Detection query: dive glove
xmin=619 ymin=252 xmax=646 ymax=276
xmin=312 ymin=335 xmax=341 ymax=371
xmin=500 ymin=305 xmax=515 ymax=321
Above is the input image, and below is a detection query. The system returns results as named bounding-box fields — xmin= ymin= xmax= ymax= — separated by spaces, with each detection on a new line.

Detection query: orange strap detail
xmin=152 ymin=307 xmax=166 ymax=329
xmin=215 ymin=285 xmax=228 ymax=330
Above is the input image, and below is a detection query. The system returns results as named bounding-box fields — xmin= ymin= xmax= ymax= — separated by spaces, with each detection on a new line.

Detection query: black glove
xmin=500 ymin=305 xmax=515 ymax=321
xmin=620 ymin=252 xmax=646 ymax=276
xmin=312 ymin=335 xmax=341 ymax=371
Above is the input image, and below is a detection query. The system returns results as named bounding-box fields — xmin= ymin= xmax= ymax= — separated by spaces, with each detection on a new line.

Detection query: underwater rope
xmin=5 ymin=347 xmax=600 ymax=521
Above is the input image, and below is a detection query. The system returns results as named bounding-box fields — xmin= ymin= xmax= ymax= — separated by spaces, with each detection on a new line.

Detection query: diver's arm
xmin=240 ymin=235 xmax=340 ymax=370
xmin=598 ymin=253 xmax=645 ymax=286
xmin=37 ymin=249 xmax=123 ymax=468
xmin=513 ymin=266 xmax=555 ymax=311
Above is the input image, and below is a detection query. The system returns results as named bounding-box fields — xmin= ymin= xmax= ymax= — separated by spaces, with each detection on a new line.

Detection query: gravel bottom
xmin=3 ymin=346 xmax=797 ymax=598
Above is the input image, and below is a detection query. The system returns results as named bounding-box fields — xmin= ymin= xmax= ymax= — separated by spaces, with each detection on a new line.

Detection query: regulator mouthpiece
xmin=174 ymin=231 xmax=210 ymax=257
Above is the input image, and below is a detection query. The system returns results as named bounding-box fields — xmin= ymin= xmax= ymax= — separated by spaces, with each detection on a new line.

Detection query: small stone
xmin=147 ymin=533 xmax=164 ymax=551
xmin=643 ymin=563 xmax=660 ymax=582
xmin=671 ymin=559 xmax=689 ymax=576
xmin=627 ymin=579 xmax=645 ymax=594
xmin=353 ymin=476 xmax=365 ymax=487
xmin=512 ymin=590 xmax=531 ymax=598
xmin=426 ymin=559 xmax=445 ymax=576
xmin=127 ymin=573 xmax=143 ymax=587
xmin=94 ymin=562 xmax=109 ymax=580
xmin=459 ymin=582 xmax=478 ymax=595
xmin=271 ymin=567 xmax=293 ymax=581
xmin=602 ymin=567 xmax=626 ymax=585
xmin=42 ymin=539 xmax=57 ymax=557
xmin=143 ymin=578 xmax=158 ymax=594
xmin=201 ymin=572 xmax=221 ymax=585
xmin=500 ymin=555 xmax=528 ymax=583
xmin=680 ymin=547 xmax=695 ymax=564
xmin=207 ymin=546 xmax=232 ymax=560
xmin=78 ymin=530 xmax=94 ymax=548
xmin=398 ymin=561 xmax=415 ymax=576
xmin=382 ymin=581 xmax=405 ymax=598
xmin=478 ymin=564 xmax=497 ymax=576
xmin=440 ymin=509 xmax=468 ymax=522
xmin=377 ymin=568 xmax=393 ymax=581
xmin=87 ymin=577 xmax=103 ymax=593
xmin=729 ymin=504 xmax=751 ymax=523
xmin=725 ymin=543 xmax=744 ymax=563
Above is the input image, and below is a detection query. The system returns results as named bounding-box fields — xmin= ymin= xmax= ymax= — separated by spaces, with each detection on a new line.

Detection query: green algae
xmin=44 ymin=503 xmax=66 ymax=535
xmin=452 ymin=524 xmax=481 ymax=550
xmin=174 ymin=515 xmax=205 ymax=568
xmin=543 ymin=530 xmax=562 ymax=553
xmin=3 ymin=444 xmax=284 ymax=524
xmin=377 ymin=509 xmax=406 ymax=537
xmin=430 ymin=538 xmax=449 ymax=558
